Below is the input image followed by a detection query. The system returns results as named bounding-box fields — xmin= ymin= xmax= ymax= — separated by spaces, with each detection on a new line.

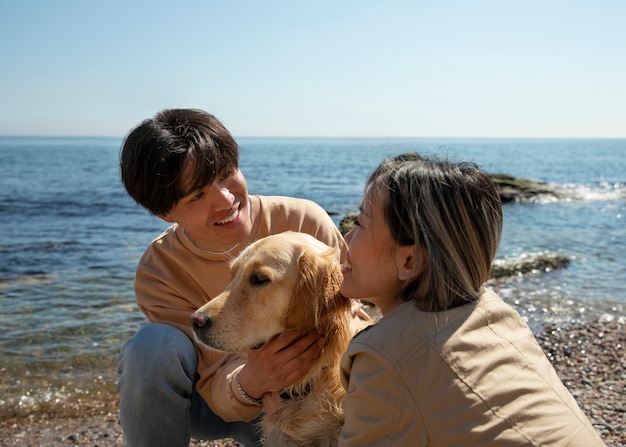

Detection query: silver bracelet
xmin=235 ymin=371 xmax=263 ymax=406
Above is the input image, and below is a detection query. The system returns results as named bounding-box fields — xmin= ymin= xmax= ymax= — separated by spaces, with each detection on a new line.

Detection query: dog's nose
xmin=190 ymin=312 xmax=209 ymax=329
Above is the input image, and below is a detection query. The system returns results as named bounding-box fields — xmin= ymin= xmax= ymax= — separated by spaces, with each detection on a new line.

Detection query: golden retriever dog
xmin=191 ymin=231 xmax=353 ymax=447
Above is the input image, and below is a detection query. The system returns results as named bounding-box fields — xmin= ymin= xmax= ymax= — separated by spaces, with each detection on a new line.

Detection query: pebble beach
xmin=1 ymin=316 xmax=623 ymax=447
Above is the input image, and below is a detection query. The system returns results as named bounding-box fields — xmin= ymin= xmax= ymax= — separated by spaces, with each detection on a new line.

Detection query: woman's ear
xmin=397 ymin=245 xmax=427 ymax=281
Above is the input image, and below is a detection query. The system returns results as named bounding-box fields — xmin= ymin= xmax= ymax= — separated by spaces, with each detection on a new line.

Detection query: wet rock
xmin=338 ymin=173 xmax=566 ymax=235
xmin=491 ymin=173 xmax=564 ymax=203
xmin=338 ymin=214 xmax=358 ymax=236
xmin=490 ymin=253 xmax=570 ymax=279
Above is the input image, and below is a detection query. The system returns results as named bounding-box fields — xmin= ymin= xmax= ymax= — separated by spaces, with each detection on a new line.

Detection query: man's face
xmin=160 ymin=165 xmax=252 ymax=251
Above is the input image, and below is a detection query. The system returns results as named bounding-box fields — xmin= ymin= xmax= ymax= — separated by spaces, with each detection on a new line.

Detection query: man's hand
xmin=351 ymin=299 xmax=361 ymax=317
xmin=262 ymin=391 xmax=283 ymax=416
xmin=237 ymin=330 xmax=325 ymax=401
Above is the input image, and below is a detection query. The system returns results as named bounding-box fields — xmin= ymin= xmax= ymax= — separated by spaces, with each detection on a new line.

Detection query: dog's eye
xmin=249 ymin=272 xmax=270 ymax=286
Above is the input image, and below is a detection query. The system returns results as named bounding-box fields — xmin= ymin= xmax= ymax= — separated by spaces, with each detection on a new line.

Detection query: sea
xmin=1 ymin=137 xmax=624 ymax=420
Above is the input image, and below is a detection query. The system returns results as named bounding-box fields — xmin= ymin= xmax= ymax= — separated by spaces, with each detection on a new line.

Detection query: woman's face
xmin=340 ymin=185 xmax=409 ymax=315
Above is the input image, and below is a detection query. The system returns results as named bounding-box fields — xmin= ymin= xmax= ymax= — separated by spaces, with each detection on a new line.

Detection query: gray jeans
xmin=117 ymin=323 xmax=262 ymax=447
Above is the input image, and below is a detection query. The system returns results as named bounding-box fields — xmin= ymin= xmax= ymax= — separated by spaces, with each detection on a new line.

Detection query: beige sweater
xmin=134 ymin=195 xmax=348 ymax=422
xmin=339 ymin=288 xmax=605 ymax=446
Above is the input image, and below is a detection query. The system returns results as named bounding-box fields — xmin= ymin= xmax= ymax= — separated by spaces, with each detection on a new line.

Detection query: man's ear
xmin=157 ymin=213 xmax=175 ymax=223
xmin=397 ymin=245 xmax=427 ymax=281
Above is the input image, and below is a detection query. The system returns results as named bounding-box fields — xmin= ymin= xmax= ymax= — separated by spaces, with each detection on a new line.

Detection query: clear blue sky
xmin=1 ymin=0 xmax=624 ymax=138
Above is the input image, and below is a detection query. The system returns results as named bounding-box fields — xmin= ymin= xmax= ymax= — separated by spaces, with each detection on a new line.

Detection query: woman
xmin=338 ymin=154 xmax=605 ymax=446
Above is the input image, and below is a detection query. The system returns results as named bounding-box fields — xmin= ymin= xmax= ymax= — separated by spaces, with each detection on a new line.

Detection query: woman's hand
xmin=237 ymin=329 xmax=325 ymax=401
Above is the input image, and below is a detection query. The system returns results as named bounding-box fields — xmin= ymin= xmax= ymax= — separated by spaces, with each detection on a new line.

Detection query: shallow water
xmin=1 ymin=137 xmax=624 ymax=418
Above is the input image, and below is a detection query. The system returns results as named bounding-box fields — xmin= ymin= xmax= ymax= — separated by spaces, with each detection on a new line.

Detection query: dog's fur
xmin=191 ymin=232 xmax=353 ymax=447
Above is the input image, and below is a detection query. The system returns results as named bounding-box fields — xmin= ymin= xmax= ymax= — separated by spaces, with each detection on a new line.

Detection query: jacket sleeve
xmin=339 ymin=341 xmax=427 ymax=447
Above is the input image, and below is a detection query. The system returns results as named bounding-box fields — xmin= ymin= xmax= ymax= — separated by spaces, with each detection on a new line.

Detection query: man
xmin=117 ymin=108 xmax=367 ymax=446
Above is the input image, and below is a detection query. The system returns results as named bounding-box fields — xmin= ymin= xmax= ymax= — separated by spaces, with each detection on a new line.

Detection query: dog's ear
xmin=284 ymin=246 xmax=343 ymax=331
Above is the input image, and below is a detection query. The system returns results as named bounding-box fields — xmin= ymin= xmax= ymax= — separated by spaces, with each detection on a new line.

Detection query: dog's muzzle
xmin=190 ymin=312 xmax=211 ymax=334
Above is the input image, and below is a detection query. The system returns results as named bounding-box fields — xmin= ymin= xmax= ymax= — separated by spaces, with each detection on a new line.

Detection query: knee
xmin=118 ymin=323 xmax=197 ymax=380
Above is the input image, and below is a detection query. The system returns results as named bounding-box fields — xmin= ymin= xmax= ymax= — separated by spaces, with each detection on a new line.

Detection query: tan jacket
xmin=134 ymin=195 xmax=348 ymax=422
xmin=339 ymin=289 xmax=605 ymax=446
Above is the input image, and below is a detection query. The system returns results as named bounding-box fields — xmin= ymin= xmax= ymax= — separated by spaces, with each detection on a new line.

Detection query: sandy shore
xmin=1 ymin=317 xmax=623 ymax=447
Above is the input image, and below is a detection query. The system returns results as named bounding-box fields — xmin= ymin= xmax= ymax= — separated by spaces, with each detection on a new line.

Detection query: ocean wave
xmin=0 ymin=273 xmax=58 ymax=290
xmin=512 ymin=181 xmax=625 ymax=204
xmin=538 ymin=182 xmax=623 ymax=204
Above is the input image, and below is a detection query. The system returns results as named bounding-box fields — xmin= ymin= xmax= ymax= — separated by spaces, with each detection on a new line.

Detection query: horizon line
xmin=1 ymin=135 xmax=625 ymax=140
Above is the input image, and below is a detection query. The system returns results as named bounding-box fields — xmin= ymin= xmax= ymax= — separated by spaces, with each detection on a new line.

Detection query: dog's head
xmin=191 ymin=231 xmax=345 ymax=353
